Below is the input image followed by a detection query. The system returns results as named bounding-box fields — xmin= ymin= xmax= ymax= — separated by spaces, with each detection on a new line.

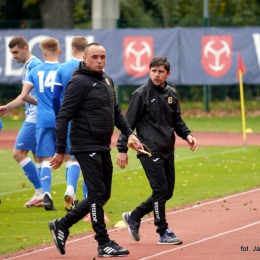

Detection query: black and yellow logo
xmin=167 ymin=96 xmax=173 ymax=104
xmin=105 ymin=78 xmax=110 ymax=85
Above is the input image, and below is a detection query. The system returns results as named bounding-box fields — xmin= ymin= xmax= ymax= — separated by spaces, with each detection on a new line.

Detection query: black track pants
xmin=131 ymin=155 xmax=175 ymax=235
xmin=61 ymin=151 xmax=113 ymax=245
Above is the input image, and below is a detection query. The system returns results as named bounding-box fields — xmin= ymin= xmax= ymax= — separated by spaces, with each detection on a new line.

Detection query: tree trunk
xmin=40 ymin=0 xmax=74 ymax=28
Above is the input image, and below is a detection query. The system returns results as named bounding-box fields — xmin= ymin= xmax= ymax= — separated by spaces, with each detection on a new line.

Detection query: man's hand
xmin=50 ymin=153 xmax=64 ymax=170
xmin=128 ymin=133 xmax=144 ymax=151
xmin=0 ymin=105 xmax=10 ymax=116
xmin=116 ymin=152 xmax=128 ymax=169
xmin=186 ymin=135 xmax=197 ymax=151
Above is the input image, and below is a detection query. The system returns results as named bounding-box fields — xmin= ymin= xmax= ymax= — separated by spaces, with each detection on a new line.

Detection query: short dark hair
xmin=8 ymin=36 xmax=28 ymax=49
xmin=84 ymin=42 xmax=105 ymax=55
xmin=149 ymin=56 xmax=170 ymax=72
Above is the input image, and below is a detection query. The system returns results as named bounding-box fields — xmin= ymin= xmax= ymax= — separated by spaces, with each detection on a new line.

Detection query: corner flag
xmin=237 ymin=51 xmax=247 ymax=148
xmin=237 ymin=51 xmax=247 ymax=78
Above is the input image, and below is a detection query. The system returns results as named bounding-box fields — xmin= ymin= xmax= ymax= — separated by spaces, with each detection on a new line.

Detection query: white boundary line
xmin=5 ymin=187 xmax=260 ymax=259
xmin=139 ymin=221 xmax=260 ymax=260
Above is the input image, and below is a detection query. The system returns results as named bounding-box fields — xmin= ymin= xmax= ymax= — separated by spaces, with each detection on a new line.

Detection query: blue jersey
xmin=26 ymin=62 xmax=60 ymax=128
xmin=54 ymin=58 xmax=82 ymax=101
xmin=52 ymin=58 xmax=82 ymax=116
xmin=0 ymin=118 xmax=2 ymax=131
xmin=22 ymin=56 xmax=42 ymax=123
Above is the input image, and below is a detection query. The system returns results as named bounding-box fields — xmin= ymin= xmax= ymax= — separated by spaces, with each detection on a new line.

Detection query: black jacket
xmin=55 ymin=61 xmax=133 ymax=154
xmin=117 ymin=78 xmax=191 ymax=159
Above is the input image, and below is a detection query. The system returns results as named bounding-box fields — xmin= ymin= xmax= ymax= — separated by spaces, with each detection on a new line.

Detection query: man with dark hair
xmin=117 ymin=56 xmax=197 ymax=245
xmin=48 ymin=43 xmax=141 ymax=257
xmin=0 ymin=36 xmax=43 ymax=207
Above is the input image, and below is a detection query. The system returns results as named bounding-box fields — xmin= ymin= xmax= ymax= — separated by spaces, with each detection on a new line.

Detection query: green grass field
xmin=0 ymin=101 xmax=259 ymax=255
xmin=0 ymin=146 xmax=259 ymax=255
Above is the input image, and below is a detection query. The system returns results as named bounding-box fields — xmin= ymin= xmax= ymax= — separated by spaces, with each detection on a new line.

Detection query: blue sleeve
xmin=52 ymin=84 xmax=62 ymax=117
xmin=0 ymin=119 xmax=3 ymax=131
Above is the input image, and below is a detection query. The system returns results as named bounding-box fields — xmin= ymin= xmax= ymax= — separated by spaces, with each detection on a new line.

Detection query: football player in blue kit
xmin=0 ymin=36 xmax=43 ymax=207
xmin=20 ymin=38 xmax=61 ymax=211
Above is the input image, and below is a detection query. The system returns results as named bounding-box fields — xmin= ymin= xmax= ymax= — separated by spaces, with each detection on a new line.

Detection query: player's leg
xmin=63 ymin=155 xmax=72 ymax=210
xmin=64 ymin=154 xmax=71 ymax=181
xmin=36 ymin=127 xmax=57 ymax=211
xmin=63 ymin=125 xmax=82 ymax=211
xmin=32 ymin=152 xmax=42 ymax=177
xmin=82 ymin=179 xmax=88 ymax=198
xmin=64 ymin=156 xmax=81 ymax=212
xmin=13 ymin=121 xmax=43 ymax=207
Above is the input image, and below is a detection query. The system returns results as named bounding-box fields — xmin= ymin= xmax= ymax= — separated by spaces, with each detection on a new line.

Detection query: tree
xmin=1 ymin=0 xmax=260 ymax=29
xmin=119 ymin=0 xmax=260 ymax=28
xmin=38 ymin=0 xmax=74 ymax=28
xmin=0 ymin=0 xmax=41 ymax=28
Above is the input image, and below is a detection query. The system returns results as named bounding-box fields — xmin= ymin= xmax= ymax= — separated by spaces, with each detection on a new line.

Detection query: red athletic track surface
xmin=1 ymin=130 xmax=260 ymax=260
xmin=2 ymin=189 xmax=260 ymax=260
xmin=1 ymin=130 xmax=260 ymax=149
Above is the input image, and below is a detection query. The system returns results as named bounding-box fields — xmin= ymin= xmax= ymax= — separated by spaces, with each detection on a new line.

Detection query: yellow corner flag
xmin=237 ymin=51 xmax=247 ymax=148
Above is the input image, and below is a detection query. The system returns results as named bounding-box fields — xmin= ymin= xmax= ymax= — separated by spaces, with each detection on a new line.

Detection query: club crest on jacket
xmin=105 ymin=78 xmax=110 ymax=85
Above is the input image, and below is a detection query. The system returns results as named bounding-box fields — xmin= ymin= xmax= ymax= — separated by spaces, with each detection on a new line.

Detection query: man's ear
xmin=42 ymin=50 xmax=47 ymax=58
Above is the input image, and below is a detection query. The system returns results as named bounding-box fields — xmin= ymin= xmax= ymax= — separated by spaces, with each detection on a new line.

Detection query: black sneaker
xmin=98 ymin=240 xmax=129 ymax=257
xmin=49 ymin=218 xmax=70 ymax=255
xmin=122 ymin=212 xmax=140 ymax=241
xmin=44 ymin=193 xmax=57 ymax=211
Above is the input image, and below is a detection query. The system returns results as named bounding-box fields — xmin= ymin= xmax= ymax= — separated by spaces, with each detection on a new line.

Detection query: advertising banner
xmin=1 ymin=27 xmax=260 ymax=85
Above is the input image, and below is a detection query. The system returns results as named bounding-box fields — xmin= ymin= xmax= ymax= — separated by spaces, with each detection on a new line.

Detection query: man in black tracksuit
xmin=117 ymin=56 xmax=197 ymax=245
xmin=48 ymin=43 xmax=142 ymax=258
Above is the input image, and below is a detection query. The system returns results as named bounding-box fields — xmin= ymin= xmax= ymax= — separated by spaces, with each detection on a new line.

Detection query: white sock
xmin=35 ymin=188 xmax=43 ymax=194
xmin=66 ymin=185 xmax=74 ymax=195
xmin=44 ymin=191 xmax=52 ymax=199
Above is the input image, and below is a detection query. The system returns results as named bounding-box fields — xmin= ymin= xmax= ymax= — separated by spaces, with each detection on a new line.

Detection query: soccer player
xmin=52 ymin=36 xmax=88 ymax=211
xmin=0 ymin=36 xmax=43 ymax=207
xmin=20 ymin=38 xmax=61 ymax=211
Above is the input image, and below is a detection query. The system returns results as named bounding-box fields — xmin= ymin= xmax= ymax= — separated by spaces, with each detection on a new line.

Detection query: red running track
xmin=1 ymin=130 xmax=260 ymax=149
xmin=2 ymin=188 xmax=260 ymax=260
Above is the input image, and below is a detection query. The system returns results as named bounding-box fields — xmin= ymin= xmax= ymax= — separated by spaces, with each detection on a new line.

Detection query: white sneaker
xmin=24 ymin=193 xmax=44 ymax=207
xmin=64 ymin=191 xmax=75 ymax=212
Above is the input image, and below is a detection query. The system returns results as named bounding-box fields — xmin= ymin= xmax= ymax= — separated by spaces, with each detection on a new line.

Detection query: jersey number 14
xmin=37 ymin=71 xmax=57 ymax=93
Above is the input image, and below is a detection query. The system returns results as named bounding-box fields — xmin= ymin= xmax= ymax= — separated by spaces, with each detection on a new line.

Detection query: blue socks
xmin=36 ymin=162 xmax=42 ymax=178
xmin=83 ymin=180 xmax=88 ymax=198
xmin=19 ymin=157 xmax=42 ymax=189
xmin=40 ymin=161 xmax=52 ymax=193
xmin=67 ymin=162 xmax=80 ymax=193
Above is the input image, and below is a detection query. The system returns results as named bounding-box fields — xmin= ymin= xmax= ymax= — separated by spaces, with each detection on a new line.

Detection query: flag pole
xmin=238 ymin=69 xmax=247 ymax=148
